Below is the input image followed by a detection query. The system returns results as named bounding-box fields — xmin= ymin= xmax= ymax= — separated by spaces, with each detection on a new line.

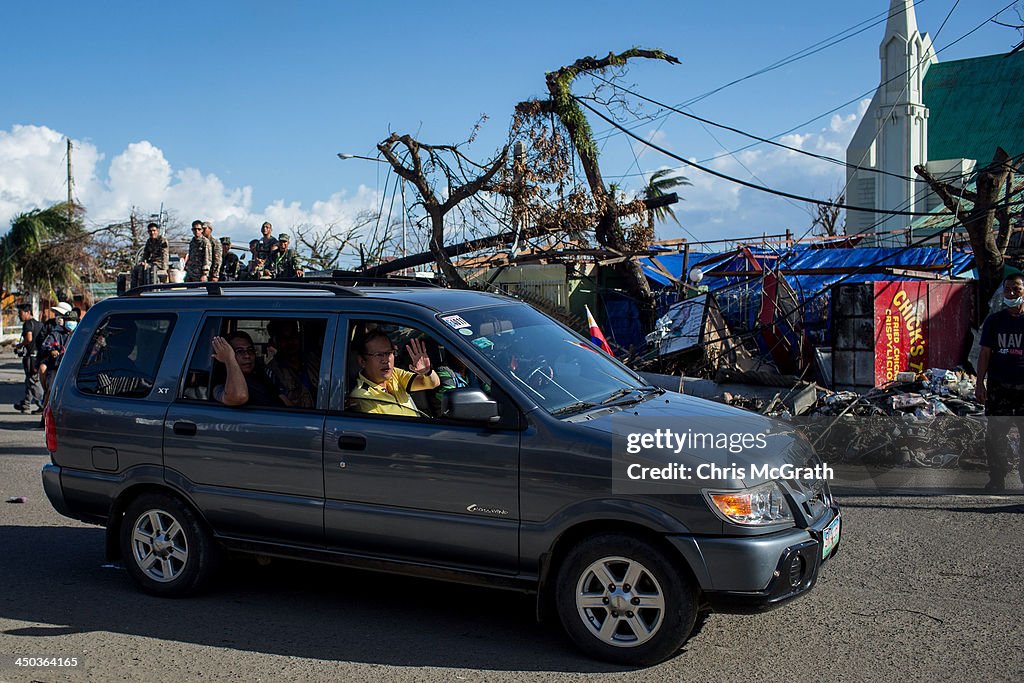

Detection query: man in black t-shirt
xmin=13 ymin=304 xmax=43 ymax=412
xmin=976 ymin=273 xmax=1024 ymax=492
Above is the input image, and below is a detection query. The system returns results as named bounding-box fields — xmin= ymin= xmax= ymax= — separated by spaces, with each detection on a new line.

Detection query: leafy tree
xmin=642 ymin=169 xmax=690 ymax=242
xmin=0 ymin=202 xmax=92 ymax=298
xmin=514 ymin=48 xmax=682 ymax=331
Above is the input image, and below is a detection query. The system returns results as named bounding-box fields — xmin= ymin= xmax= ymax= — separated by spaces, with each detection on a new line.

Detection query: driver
xmin=349 ymin=330 xmax=439 ymax=416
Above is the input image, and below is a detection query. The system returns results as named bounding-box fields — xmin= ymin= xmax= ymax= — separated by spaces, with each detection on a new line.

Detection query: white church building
xmin=845 ymin=0 xmax=1024 ymax=244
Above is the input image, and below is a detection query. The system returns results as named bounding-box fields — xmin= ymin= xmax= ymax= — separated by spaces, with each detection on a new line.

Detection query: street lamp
xmin=336 ymin=152 xmax=384 ymax=162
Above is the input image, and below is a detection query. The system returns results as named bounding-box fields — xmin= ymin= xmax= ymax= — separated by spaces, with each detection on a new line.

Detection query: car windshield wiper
xmin=601 ymin=387 xmax=638 ymax=404
xmin=550 ymin=401 xmax=599 ymax=416
xmin=602 ymin=385 xmax=665 ymax=407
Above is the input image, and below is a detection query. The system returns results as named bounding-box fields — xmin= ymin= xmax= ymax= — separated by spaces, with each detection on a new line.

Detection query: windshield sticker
xmin=471 ymin=336 xmax=495 ymax=350
xmin=441 ymin=315 xmax=471 ymax=330
xmin=459 ymin=328 xmax=474 ymax=336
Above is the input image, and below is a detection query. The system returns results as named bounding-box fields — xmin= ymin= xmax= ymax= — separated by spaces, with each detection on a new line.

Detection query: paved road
xmin=0 ymin=352 xmax=1021 ymax=682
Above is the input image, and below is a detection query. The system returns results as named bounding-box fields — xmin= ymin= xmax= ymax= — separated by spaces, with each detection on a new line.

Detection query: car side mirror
xmin=445 ymin=388 xmax=500 ymax=423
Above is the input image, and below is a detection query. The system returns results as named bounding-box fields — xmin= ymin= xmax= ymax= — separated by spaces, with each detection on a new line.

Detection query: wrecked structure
xmin=636 ymin=238 xmax=978 ymax=387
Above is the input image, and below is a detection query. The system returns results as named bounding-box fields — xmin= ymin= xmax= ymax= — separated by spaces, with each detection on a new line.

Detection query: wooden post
xmin=681 ymin=242 xmax=690 ymax=299
xmin=66 ymin=138 xmax=73 ymax=223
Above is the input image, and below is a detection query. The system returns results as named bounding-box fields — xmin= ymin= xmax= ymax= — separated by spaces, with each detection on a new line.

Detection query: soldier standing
xmin=185 ymin=220 xmax=212 ymax=282
xmin=270 ymin=233 xmax=304 ymax=279
xmin=131 ymin=222 xmax=169 ymax=288
xmin=220 ymin=237 xmax=242 ymax=281
xmin=203 ymin=221 xmax=222 ymax=282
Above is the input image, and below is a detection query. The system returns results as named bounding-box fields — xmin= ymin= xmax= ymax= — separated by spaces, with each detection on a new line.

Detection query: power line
xmin=575 ymin=95 xmax=1024 ymax=218
xmin=589 ymin=0 xmax=1018 ymax=177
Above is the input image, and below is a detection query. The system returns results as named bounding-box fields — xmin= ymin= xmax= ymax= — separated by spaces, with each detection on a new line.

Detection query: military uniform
xmin=206 ymin=229 xmax=223 ymax=281
xmin=185 ymin=235 xmax=212 ymax=282
xmin=131 ymin=235 xmax=169 ymax=288
xmin=270 ymin=234 xmax=303 ymax=279
xmin=142 ymin=236 xmax=169 ymax=271
xmin=221 ymin=251 xmax=242 ymax=281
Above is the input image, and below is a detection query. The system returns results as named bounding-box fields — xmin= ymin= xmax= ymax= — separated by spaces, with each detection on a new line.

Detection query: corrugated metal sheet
xmin=923 ymin=52 xmax=1024 ymax=164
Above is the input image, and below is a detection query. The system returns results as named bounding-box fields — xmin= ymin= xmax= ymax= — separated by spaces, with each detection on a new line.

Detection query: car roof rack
xmin=123 ymin=280 xmax=365 ymax=297
xmin=297 ymin=272 xmax=443 ymax=288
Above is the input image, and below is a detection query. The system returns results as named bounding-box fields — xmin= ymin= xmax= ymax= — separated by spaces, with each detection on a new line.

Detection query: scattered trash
xmin=796 ymin=369 xmax=990 ymax=469
xmin=5 ymin=496 xmax=27 ymax=504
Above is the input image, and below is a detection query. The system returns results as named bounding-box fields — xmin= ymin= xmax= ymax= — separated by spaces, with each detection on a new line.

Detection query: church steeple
xmin=884 ymin=0 xmax=918 ymax=44
xmin=879 ymin=0 xmax=932 ymax=105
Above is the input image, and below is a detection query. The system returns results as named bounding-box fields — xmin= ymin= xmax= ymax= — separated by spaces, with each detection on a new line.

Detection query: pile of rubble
xmin=800 ymin=369 xmax=989 ymax=470
xmin=809 ymin=368 xmax=982 ymax=418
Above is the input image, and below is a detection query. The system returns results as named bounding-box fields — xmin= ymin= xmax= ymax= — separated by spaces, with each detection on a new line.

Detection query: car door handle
xmin=173 ymin=421 xmax=198 ymax=436
xmin=337 ymin=434 xmax=366 ymax=451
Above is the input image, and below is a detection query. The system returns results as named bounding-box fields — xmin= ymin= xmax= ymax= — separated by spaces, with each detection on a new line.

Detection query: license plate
xmin=822 ymin=515 xmax=841 ymax=559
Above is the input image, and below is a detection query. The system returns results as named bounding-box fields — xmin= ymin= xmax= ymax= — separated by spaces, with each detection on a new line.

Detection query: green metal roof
xmin=910 ymin=175 xmax=1024 ymax=240
xmin=923 ymin=52 xmax=1024 ymax=164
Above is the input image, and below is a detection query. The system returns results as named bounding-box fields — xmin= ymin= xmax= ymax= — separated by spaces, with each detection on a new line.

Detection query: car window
xmin=344 ymin=318 xmax=506 ymax=422
xmin=77 ymin=314 xmax=176 ymax=398
xmin=180 ymin=316 xmax=327 ymax=410
xmin=439 ymin=304 xmax=646 ymax=414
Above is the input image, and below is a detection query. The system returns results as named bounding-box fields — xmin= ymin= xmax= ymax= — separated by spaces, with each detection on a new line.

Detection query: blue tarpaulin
xmin=633 ymin=245 xmax=976 ymax=356
xmin=641 ymin=246 xmax=975 ymax=296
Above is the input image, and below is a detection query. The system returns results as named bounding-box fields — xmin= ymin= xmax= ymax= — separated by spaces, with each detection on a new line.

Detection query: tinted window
xmin=77 ymin=314 xmax=176 ymax=398
xmin=345 ymin=319 xmax=514 ymax=425
xmin=181 ymin=316 xmax=327 ymax=410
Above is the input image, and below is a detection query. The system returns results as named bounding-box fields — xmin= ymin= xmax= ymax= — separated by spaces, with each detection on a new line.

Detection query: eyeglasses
xmin=233 ymin=346 xmax=257 ymax=357
xmin=363 ymin=349 xmax=396 ymax=360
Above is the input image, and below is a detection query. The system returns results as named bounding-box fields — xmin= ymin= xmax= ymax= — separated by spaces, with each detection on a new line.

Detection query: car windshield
xmin=439 ymin=304 xmax=648 ymax=415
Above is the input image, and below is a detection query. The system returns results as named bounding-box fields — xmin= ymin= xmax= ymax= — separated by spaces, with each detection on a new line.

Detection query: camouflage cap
xmin=278 ymin=233 xmax=290 ymax=241
xmin=220 ymin=236 xmax=232 ymax=245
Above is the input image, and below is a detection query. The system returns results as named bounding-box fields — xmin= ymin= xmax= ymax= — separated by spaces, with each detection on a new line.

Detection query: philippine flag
xmin=585 ymin=305 xmax=614 ymax=355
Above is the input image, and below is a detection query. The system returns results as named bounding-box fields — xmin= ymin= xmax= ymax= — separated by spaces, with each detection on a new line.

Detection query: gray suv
xmin=41 ymin=280 xmax=840 ymax=665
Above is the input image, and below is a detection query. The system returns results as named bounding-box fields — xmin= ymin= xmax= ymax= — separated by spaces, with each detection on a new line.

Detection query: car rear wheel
xmin=120 ymin=493 xmax=218 ymax=596
xmin=555 ymin=533 xmax=697 ymax=665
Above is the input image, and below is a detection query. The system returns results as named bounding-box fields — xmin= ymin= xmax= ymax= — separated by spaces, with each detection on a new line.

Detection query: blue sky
xmin=0 ymin=0 xmax=1020 ymax=248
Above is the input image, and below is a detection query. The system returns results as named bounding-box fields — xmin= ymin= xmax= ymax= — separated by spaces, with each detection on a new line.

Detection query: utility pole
xmin=401 ymin=180 xmax=407 ymax=275
xmin=510 ymin=141 xmax=526 ymax=261
xmin=66 ymin=138 xmax=74 ymax=223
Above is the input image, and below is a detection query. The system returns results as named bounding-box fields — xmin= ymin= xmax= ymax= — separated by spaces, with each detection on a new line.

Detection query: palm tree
xmin=0 ymin=202 xmax=85 ymax=297
xmin=643 ymin=169 xmax=690 ymax=235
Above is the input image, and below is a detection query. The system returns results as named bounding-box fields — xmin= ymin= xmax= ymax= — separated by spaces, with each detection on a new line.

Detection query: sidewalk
xmin=830 ymin=462 xmax=1023 ymax=497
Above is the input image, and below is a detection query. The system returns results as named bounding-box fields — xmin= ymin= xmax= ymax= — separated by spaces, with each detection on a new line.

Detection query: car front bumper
xmin=667 ymin=506 xmax=841 ymax=612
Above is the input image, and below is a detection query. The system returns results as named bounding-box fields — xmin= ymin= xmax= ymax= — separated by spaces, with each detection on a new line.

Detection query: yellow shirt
xmin=349 ymin=368 xmax=419 ymax=416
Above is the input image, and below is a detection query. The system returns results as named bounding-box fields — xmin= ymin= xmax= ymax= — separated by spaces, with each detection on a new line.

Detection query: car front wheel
xmin=555 ymin=533 xmax=697 ymax=665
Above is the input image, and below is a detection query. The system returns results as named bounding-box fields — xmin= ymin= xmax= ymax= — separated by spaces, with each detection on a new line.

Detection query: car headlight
xmin=704 ymin=481 xmax=793 ymax=526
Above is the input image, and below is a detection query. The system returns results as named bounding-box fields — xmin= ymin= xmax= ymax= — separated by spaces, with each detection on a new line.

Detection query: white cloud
xmin=0 ymin=124 xmax=380 ymax=248
xmin=633 ymin=128 xmax=671 ymax=159
xmin=662 ymin=104 xmax=867 ymax=242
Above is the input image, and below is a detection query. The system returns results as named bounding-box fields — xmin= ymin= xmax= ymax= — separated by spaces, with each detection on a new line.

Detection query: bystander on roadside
xmin=976 ymin=272 xmax=1024 ymax=493
xmin=13 ymin=304 xmax=43 ymax=413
